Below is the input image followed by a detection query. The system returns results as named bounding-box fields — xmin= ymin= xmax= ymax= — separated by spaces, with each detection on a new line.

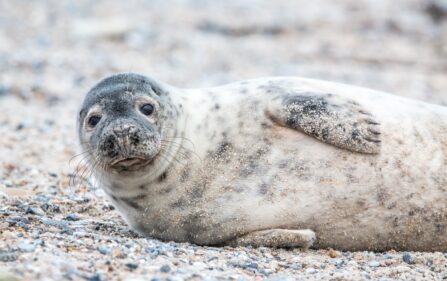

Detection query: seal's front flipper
xmin=228 ymin=229 xmax=316 ymax=249
xmin=266 ymin=93 xmax=381 ymax=154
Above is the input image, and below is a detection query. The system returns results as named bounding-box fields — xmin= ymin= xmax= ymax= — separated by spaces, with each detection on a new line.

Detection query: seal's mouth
xmin=109 ymin=156 xmax=153 ymax=171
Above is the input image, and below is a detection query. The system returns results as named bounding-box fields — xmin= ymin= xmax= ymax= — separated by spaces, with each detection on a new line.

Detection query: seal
xmin=78 ymin=73 xmax=447 ymax=251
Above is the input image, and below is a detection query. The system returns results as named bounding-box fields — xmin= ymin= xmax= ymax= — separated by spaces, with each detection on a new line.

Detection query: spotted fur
xmin=78 ymin=73 xmax=447 ymax=251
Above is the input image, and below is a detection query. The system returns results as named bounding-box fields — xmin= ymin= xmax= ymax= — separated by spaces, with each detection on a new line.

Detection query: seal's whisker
xmin=69 ymin=150 xmax=92 ymax=166
xmin=160 ymin=140 xmax=202 ymax=164
xmin=70 ymin=154 xmax=101 ymax=193
xmin=70 ymin=156 xmax=91 ymax=188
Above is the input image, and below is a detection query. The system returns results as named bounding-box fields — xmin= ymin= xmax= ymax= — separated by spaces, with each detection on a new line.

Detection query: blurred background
xmin=1 ymin=0 xmax=446 ymax=95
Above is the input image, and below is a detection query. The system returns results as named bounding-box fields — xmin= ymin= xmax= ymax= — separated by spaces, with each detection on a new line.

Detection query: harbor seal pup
xmin=78 ymin=73 xmax=447 ymax=251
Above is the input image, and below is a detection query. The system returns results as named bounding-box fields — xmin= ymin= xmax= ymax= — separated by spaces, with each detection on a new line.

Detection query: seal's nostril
xmin=130 ymin=133 xmax=140 ymax=145
xmin=102 ymin=135 xmax=118 ymax=157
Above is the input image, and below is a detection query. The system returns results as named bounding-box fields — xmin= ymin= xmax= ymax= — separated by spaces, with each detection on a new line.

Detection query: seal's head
xmin=78 ymin=73 xmax=177 ymax=177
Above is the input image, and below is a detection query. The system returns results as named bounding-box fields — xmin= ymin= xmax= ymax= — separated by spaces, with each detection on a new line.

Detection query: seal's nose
xmin=113 ymin=125 xmax=139 ymax=141
xmin=113 ymin=125 xmax=132 ymax=137
xmin=102 ymin=135 xmax=119 ymax=158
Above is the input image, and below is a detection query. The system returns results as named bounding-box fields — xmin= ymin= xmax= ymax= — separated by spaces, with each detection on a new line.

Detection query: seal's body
xmin=78 ymin=73 xmax=447 ymax=251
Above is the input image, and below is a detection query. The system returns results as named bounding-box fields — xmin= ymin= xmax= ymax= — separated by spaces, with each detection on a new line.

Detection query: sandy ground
xmin=1 ymin=0 xmax=447 ymax=280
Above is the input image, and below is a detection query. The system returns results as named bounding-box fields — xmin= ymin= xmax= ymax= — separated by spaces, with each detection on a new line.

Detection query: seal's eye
xmin=140 ymin=103 xmax=154 ymax=116
xmin=88 ymin=115 xmax=101 ymax=127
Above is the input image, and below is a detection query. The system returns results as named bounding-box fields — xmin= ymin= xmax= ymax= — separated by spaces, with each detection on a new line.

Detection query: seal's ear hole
xmin=88 ymin=115 xmax=101 ymax=127
xmin=140 ymin=103 xmax=154 ymax=116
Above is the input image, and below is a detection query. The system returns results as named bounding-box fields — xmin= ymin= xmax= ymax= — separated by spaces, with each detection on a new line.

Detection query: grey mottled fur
xmin=77 ymin=73 xmax=447 ymax=251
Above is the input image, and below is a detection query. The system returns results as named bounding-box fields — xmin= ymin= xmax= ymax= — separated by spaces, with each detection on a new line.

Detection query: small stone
xmin=0 ymin=252 xmax=18 ymax=262
xmin=126 ymin=262 xmax=138 ymax=269
xmin=40 ymin=203 xmax=61 ymax=213
xmin=244 ymin=262 xmax=258 ymax=269
xmin=403 ymin=253 xmax=414 ymax=264
xmin=305 ymin=268 xmax=317 ymax=274
xmin=160 ymin=264 xmax=171 ymax=273
xmin=368 ymin=261 xmax=380 ymax=267
xmin=335 ymin=259 xmax=345 ymax=268
xmin=328 ymin=248 xmax=338 ymax=258
xmin=86 ymin=273 xmax=102 ymax=281
xmin=259 ymin=268 xmax=274 ymax=276
xmin=26 ymin=207 xmax=45 ymax=216
xmin=97 ymin=245 xmax=110 ymax=255
xmin=61 ymin=226 xmax=73 ymax=235
xmin=65 ymin=214 xmax=80 ymax=221
xmin=18 ymin=242 xmax=36 ymax=252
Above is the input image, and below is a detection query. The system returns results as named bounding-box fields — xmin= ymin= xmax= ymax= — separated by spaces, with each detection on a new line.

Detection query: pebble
xmin=305 ymin=268 xmax=317 ymax=274
xmin=403 ymin=253 xmax=414 ymax=264
xmin=160 ymin=264 xmax=171 ymax=273
xmin=40 ymin=203 xmax=61 ymax=213
xmin=328 ymin=248 xmax=338 ymax=258
xmin=97 ymin=245 xmax=111 ymax=255
xmin=65 ymin=214 xmax=81 ymax=221
xmin=18 ymin=242 xmax=36 ymax=252
xmin=0 ymin=252 xmax=18 ymax=262
xmin=335 ymin=259 xmax=345 ymax=268
xmin=368 ymin=261 xmax=380 ymax=267
xmin=242 ymin=262 xmax=258 ymax=270
xmin=26 ymin=206 xmax=45 ymax=216
xmin=126 ymin=262 xmax=138 ymax=269
xmin=86 ymin=273 xmax=102 ymax=281
xmin=40 ymin=217 xmax=67 ymax=228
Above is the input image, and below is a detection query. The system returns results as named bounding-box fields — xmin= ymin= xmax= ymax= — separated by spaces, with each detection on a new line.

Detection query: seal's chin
xmin=109 ymin=156 xmax=153 ymax=172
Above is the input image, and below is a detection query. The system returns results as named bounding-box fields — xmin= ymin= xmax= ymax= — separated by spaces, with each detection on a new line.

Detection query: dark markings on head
xmin=80 ymin=73 xmax=165 ymax=120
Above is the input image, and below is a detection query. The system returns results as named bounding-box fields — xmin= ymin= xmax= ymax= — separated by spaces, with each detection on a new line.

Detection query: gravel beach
xmin=1 ymin=0 xmax=447 ymax=280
